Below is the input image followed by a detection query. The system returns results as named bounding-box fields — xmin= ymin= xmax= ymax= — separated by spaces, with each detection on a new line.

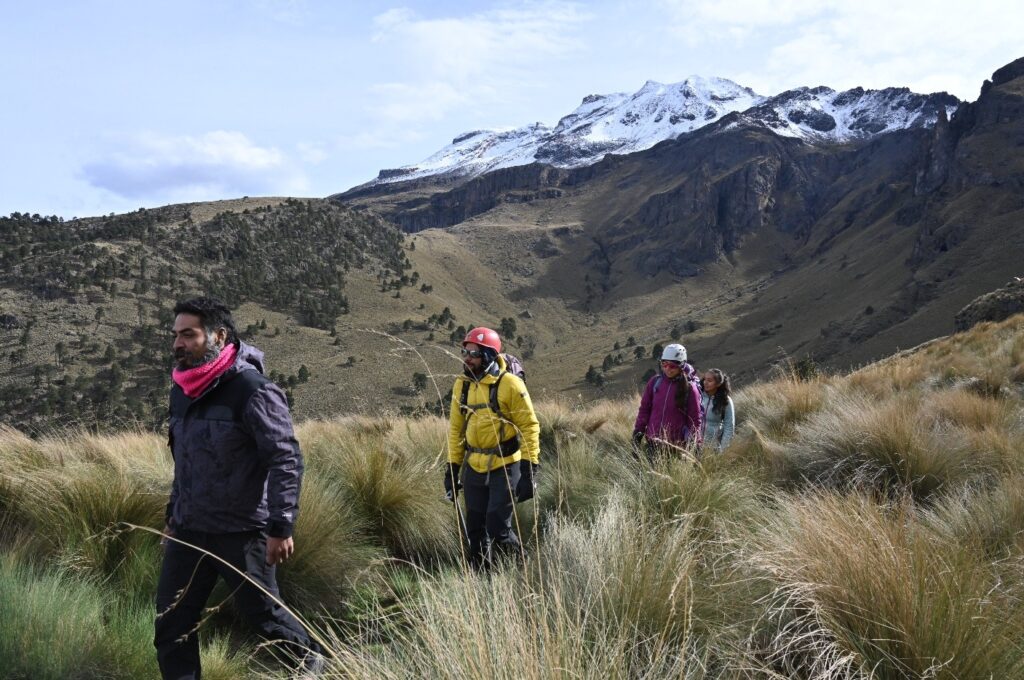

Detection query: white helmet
xmin=661 ymin=343 xmax=687 ymax=363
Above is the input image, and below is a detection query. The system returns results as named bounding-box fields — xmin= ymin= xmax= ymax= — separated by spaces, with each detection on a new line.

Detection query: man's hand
xmin=515 ymin=460 xmax=538 ymax=502
xmin=444 ymin=463 xmax=462 ymax=502
xmin=266 ymin=536 xmax=294 ymax=565
xmin=161 ymin=524 xmax=173 ymax=548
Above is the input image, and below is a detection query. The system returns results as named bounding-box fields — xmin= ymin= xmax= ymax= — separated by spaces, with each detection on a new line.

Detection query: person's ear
xmin=213 ymin=327 xmax=228 ymax=348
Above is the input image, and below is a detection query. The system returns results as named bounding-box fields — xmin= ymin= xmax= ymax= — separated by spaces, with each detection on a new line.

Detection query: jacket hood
xmin=228 ymin=341 xmax=266 ymax=377
xmin=682 ymin=362 xmax=697 ymax=380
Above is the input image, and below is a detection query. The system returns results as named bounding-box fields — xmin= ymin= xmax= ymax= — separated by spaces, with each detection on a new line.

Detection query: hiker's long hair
xmin=673 ymin=367 xmax=692 ymax=412
xmin=706 ymin=368 xmax=731 ymax=417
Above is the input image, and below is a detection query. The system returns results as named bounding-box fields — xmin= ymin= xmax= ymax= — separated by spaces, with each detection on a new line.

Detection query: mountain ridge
xmin=356 ymin=76 xmax=960 ymax=190
xmin=1 ymin=57 xmax=1022 ymax=433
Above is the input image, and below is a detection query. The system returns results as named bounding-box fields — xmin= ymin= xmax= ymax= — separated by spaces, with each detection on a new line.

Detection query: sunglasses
xmin=461 ymin=348 xmax=484 ymax=358
xmin=660 ymin=360 xmax=681 ymax=368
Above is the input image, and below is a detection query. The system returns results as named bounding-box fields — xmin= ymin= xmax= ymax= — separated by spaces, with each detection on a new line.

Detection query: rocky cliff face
xmin=910 ymin=56 xmax=1024 ymax=267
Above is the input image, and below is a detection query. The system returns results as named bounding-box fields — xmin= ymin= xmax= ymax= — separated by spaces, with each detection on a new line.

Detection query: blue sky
xmin=2 ymin=0 xmax=1021 ymax=218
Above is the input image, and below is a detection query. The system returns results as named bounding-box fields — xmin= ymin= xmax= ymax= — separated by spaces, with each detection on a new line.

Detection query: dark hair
xmin=672 ymin=368 xmax=691 ymax=413
xmin=706 ymin=368 xmax=731 ymax=417
xmin=173 ymin=297 xmax=238 ymax=343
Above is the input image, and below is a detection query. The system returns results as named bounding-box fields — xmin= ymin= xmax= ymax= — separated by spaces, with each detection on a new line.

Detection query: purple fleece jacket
xmin=633 ymin=367 xmax=703 ymax=446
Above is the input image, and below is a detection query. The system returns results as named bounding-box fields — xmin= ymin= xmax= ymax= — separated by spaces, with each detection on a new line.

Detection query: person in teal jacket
xmin=700 ymin=368 xmax=735 ymax=451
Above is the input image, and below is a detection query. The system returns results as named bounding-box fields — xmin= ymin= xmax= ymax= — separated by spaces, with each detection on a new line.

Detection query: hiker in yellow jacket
xmin=445 ymin=326 xmax=540 ymax=569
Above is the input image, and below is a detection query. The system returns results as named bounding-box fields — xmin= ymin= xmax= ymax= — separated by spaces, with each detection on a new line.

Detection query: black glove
xmin=444 ymin=463 xmax=462 ymax=502
xmin=632 ymin=430 xmax=644 ymax=450
xmin=516 ymin=459 xmax=538 ymax=502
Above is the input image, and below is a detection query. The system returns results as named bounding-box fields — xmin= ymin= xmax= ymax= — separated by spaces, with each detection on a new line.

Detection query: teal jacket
xmin=700 ymin=392 xmax=735 ymax=451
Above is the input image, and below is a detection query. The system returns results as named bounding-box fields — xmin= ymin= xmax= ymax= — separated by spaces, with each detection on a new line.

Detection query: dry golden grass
xmin=736 ymin=377 xmax=830 ymax=441
xmin=325 ymin=496 xmax=743 ymax=679
xmin=750 ymin=492 xmax=1024 ymax=678
xmin=0 ymin=314 xmax=1021 ymax=678
xmin=297 ymin=416 xmax=459 ymax=563
xmin=923 ymin=475 xmax=1024 ymax=559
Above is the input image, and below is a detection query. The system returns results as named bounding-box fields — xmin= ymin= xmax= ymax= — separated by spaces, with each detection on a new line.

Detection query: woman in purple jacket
xmin=632 ymin=343 xmax=703 ymax=459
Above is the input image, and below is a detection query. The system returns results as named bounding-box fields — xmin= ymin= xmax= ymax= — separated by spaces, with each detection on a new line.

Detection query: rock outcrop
xmin=955 ymin=278 xmax=1024 ymax=331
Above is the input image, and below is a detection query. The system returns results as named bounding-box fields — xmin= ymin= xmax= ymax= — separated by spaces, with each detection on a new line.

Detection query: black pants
xmin=154 ymin=528 xmax=316 ymax=680
xmin=462 ymin=463 xmax=522 ymax=570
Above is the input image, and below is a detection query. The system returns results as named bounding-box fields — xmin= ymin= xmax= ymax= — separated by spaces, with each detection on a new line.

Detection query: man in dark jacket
xmin=155 ymin=297 xmax=321 ymax=679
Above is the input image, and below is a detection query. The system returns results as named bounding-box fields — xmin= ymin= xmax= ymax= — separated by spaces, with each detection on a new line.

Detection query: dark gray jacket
xmin=167 ymin=341 xmax=303 ymax=537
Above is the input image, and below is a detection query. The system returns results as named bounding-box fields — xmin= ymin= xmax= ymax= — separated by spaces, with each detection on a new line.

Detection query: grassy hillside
xmin=0 ymin=314 xmax=1021 ymax=678
xmin=0 ymin=198 xmax=414 ymax=431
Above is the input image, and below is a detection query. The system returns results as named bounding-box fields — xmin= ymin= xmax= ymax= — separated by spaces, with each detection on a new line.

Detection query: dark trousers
xmin=462 ymin=463 xmax=522 ymax=569
xmin=154 ymin=528 xmax=316 ymax=680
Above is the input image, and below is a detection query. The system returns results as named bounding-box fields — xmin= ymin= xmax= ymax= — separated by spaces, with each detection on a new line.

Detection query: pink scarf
xmin=172 ymin=343 xmax=238 ymax=398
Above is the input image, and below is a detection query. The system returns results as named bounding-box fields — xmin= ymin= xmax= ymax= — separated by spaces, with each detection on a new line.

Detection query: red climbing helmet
xmin=462 ymin=326 xmax=501 ymax=353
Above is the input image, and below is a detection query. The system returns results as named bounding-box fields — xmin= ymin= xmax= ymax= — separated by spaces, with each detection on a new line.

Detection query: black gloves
xmin=516 ymin=459 xmax=539 ymax=502
xmin=444 ymin=463 xmax=462 ymax=502
xmin=632 ymin=430 xmax=644 ymax=450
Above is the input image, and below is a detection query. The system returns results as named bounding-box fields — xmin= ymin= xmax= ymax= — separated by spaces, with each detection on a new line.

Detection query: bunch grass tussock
xmin=332 ymin=497 xmax=732 ymax=679
xmin=297 ymin=417 xmax=459 ymax=563
xmin=736 ymin=377 xmax=830 ymax=441
xmin=277 ymin=473 xmax=382 ymax=613
xmin=21 ymin=468 xmax=165 ymax=593
xmin=0 ymin=314 xmax=1021 ymax=677
xmin=922 ymin=475 xmax=1024 ymax=559
xmin=749 ymin=492 xmax=1024 ymax=679
xmin=727 ymin=315 xmax=1024 ymax=498
xmin=784 ymin=392 xmax=996 ymax=499
xmin=537 ymin=434 xmax=629 ymax=522
xmin=627 ymin=456 xmax=766 ymax=541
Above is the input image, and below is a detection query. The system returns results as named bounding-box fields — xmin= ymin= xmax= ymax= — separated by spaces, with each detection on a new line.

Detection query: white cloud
xmin=649 ymin=0 xmax=1024 ymax=98
xmin=366 ymin=2 xmax=591 ymax=123
xmin=256 ymin=0 xmax=311 ymax=26
xmin=660 ymin=0 xmax=824 ymax=28
xmin=369 ymin=80 xmax=475 ymax=124
xmin=296 ymin=142 xmax=329 ymax=164
xmin=81 ymin=131 xmax=309 ymax=202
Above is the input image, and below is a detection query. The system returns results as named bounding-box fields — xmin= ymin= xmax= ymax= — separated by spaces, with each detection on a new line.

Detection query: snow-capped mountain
xmin=732 ymin=85 xmax=960 ymax=140
xmin=369 ymin=77 xmax=960 ymax=186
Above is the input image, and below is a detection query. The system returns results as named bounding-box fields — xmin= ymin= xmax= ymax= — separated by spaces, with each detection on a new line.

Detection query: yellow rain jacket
xmin=448 ymin=355 xmax=540 ymax=473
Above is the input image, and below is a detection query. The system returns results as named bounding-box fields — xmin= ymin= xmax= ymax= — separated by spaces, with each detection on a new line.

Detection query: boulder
xmin=954 ymin=278 xmax=1024 ymax=331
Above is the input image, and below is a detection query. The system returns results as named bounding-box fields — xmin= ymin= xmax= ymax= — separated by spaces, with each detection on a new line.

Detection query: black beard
xmin=174 ymin=343 xmax=222 ymax=371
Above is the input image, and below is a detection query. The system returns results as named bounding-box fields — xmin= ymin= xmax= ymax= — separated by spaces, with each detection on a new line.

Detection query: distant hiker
xmin=446 ymin=326 xmax=540 ymax=570
xmin=155 ymin=297 xmax=322 ymax=679
xmin=632 ymin=343 xmax=703 ymax=458
xmin=700 ymin=368 xmax=735 ymax=452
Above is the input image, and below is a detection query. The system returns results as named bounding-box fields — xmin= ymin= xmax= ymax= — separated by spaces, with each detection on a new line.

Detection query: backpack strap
xmin=457 ymin=372 xmax=513 ymax=446
xmin=489 ymin=372 xmax=505 ymax=422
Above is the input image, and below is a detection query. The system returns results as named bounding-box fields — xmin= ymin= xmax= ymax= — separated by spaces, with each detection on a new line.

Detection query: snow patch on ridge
xmin=370 ymin=77 xmax=959 ymax=186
